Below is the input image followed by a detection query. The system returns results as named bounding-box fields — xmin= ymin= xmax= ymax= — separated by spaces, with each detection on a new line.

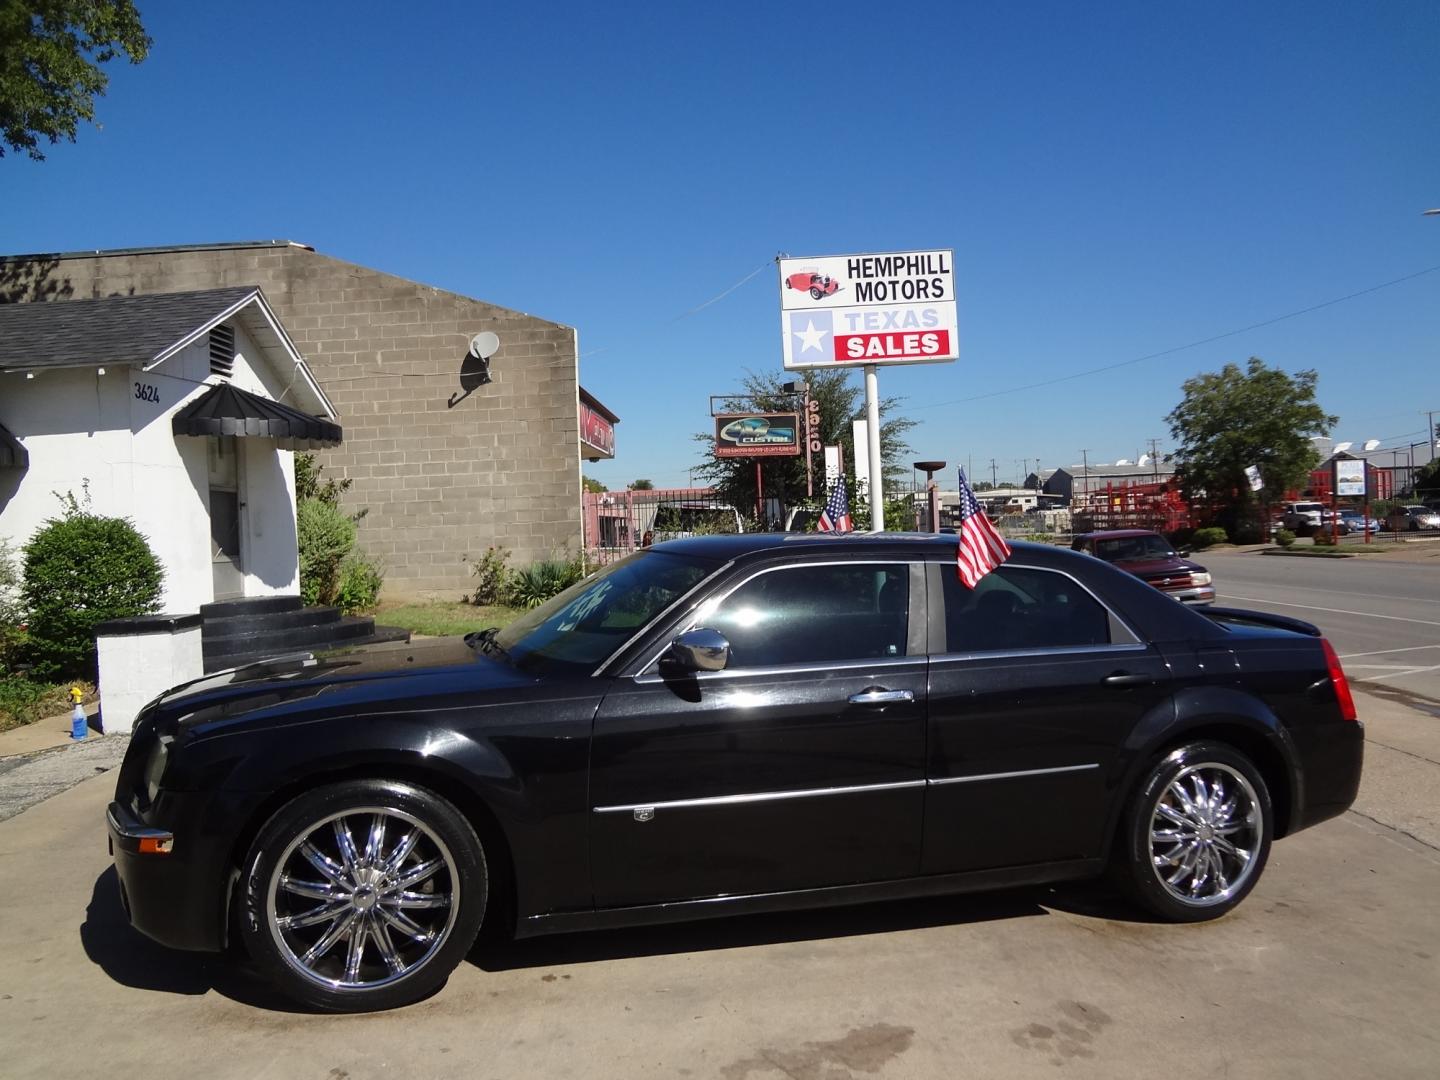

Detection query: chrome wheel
xmin=266 ymin=807 xmax=460 ymax=991
xmin=1148 ymin=762 xmax=1262 ymax=908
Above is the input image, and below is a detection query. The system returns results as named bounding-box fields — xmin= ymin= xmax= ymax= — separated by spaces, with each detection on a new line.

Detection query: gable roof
xmin=0 ymin=287 xmax=258 ymax=371
xmin=0 ymin=287 xmax=336 ymax=419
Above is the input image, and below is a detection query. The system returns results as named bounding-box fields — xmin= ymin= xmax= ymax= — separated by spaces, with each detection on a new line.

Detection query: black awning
xmin=172 ymin=384 xmax=342 ymax=450
xmin=0 ymin=423 xmax=26 ymax=470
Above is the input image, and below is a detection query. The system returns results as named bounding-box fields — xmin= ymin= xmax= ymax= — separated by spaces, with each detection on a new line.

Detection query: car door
xmin=589 ymin=558 xmax=928 ymax=908
xmin=922 ymin=560 xmax=1174 ymax=874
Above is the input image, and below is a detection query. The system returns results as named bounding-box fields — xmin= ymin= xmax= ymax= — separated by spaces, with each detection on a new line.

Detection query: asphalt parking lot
xmin=1 ymin=686 xmax=1437 ymax=1080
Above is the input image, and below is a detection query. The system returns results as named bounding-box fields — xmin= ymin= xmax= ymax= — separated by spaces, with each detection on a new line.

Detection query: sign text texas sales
xmin=779 ymin=249 xmax=959 ymax=369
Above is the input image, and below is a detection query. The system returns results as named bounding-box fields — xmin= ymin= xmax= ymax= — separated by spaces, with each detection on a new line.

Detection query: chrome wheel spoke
xmin=383 ymin=828 xmax=421 ymax=876
xmin=301 ymin=908 xmax=360 ymax=966
xmin=1156 ymin=803 xmax=1194 ymax=829
xmin=390 ymin=856 xmax=444 ymax=893
xmin=378 ymin=904 xmax=435 ymax=943
xmin=390 ymin=890 xmax=450 ymax=910
xmin=370 ymin=916 xmax=406 ymax=975
xmin=280 ymin=899 xmax=349 ymax=930
xmin=363 ymin=814 xmax=387 ymax=868
xmin=343 ymin=917 xmax=369 ymax=983
xmin=300 ymin=841 xmax=347 ymax=885
xmin=333 ymin=819 xmax=361 ymax=875
xmin=280 ymin=875 xmax=344 ymax=901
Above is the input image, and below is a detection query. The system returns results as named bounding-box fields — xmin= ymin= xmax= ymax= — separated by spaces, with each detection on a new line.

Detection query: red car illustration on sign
xmin=785 ymin=271 xmax=840 ymax=300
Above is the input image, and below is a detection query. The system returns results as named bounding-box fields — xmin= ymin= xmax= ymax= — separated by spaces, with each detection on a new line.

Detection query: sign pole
xmin=864 ymin=364 xmax=884 ymax=532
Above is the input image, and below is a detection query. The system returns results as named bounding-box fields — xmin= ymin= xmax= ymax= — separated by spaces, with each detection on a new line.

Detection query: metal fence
xmin=582 ymin=488 xmax=745 ymax=565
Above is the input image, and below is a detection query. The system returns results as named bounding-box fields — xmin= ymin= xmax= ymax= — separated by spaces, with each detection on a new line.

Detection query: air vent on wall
xmin=209 ymin=324 xmax=235 ymax=378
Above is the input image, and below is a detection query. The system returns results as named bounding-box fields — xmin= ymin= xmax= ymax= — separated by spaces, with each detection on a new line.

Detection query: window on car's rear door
xmin=922 ymin=561 xmax=1173 ymax=874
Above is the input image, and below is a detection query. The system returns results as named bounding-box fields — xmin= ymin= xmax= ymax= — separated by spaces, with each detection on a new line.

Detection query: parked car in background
xmin=1387 ymin=505 xmax=1440 ymax=532
xmin=1281 ymin=502 xmax=1326 ymax=535
xmin=1072 ymin=529 xmax=1215 ymax=604
xmin=1339 ymin=510 xmax=1380 ymax=534
xmin=107 ymin=533 xmax=1362 ymax=1011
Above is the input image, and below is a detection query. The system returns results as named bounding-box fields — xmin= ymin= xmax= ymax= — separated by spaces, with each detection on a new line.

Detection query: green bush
xmin=1313 ymin=528 xmax=1337 ymax=547
xmin=336 ymin=554 xmax=384 ymax=614
xmin=297 ymin=498 xmax=356 ymax=606
xmin=505 ymin=555 xmax=587 ymax=609
xmin=469 ymin=547 xmax=513 ymax=606
xmin=1191 ymin=527 xmax=1228 ymax=550
xmin=1274 ymin=529 xmax=1296 ymax=548
xmin=0 ymin=538 xmax=26 ymax=675
xmin=21 ymin=506 xmax=164 ymax=679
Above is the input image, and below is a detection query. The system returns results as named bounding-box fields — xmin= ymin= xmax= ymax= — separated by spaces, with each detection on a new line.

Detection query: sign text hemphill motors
xmin=779 ymin=248 xmax=959 ymax=370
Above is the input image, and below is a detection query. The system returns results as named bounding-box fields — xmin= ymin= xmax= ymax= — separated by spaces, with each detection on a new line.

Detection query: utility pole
xmin=1079 ymin=448 xmax=1092 ymax=507
xmin=1147 ymin=437 xmax=1163 ymax=482
xmin=989 ymin=458 xmax=999 ymax=490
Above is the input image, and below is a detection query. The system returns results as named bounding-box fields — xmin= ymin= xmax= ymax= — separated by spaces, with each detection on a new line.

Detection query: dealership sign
xmin=714 ymin=413 xmax=801 ymax=458
xmin=579 ymin=402 xmax=615 ymax=458
xmin=779 ymin=249 xmax=959 ymax=369
xmin=1334 ymin=457 xmax=1366 ymax=497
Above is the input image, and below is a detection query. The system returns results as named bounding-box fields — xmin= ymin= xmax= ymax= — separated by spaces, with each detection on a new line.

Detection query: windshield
xmin=1093 ymin=534 xmax=1177 ymax=562
xmin=492 ymin=550 xmax=716 ymax=676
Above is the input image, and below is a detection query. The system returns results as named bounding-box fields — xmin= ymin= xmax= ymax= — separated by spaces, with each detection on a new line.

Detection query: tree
xmin=692 ymin=368 xmax=917 ymax=516
xmin=582 ymin=476 xmax=607 ymax=493
xmin=1413 ymin=458 xmax=1439 ymax=498
xmin=1167 ymin=357 xmax=1336 ymax=532
xmin=628 ymin=479 xmax=654 ymax=491
xmin=1 ymin=1 xmax=152 ymax=161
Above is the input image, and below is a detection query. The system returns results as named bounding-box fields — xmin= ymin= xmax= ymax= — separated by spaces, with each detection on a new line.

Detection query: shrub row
xmin=469 ymin=547 xmax=586 ymax=609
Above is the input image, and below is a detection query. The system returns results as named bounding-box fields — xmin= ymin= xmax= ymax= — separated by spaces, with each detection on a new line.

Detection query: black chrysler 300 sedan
xmin=107 ymin=533 xmax=1363 ymax=1011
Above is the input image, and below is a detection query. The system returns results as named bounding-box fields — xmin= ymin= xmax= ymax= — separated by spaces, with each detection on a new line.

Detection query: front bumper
xmin=1163 ymin=585 xmax=1216 ymax=604
xmin=106 ymin=793 xmax=244 ymax=953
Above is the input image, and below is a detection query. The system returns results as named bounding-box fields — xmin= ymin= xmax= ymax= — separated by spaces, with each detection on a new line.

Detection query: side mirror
xmin=666 ymin=628 xmax=730 ymax=672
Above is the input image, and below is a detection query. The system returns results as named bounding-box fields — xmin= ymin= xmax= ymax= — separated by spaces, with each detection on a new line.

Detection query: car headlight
xmin=1190 ymin=572 xmax=1212 ymax=586
xmin=142 ymin=736 xmax=171 ymax=805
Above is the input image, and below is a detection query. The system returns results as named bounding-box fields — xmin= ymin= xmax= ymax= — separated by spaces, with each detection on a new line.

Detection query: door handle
xmin=847 ymin=688 xmax=915 ymax=705
xmin=1102 ymin=671 xmax=1152 ymax=687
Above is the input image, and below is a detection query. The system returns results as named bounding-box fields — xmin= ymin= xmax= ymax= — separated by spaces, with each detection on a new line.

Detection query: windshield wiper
xmin=464 ymin=627 xmax=511 ymax=661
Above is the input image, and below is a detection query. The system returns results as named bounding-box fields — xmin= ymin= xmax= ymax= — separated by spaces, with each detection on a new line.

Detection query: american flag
xmin=954 ymin=467 xmax=1012 ymax=587
xmin=817 ymin=474 xmax=853 ymax=532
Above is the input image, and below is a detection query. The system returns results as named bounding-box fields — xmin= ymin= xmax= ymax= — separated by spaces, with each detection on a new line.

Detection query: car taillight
xmin=1321 ymin=638 xmax=1357 ymax=721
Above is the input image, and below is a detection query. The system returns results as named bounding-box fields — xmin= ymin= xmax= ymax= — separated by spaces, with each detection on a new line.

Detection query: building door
xmin=208 ymin=436 xmax=243 ymax=599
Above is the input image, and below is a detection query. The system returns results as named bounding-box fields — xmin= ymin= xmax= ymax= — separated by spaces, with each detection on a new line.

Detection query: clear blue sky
xmin=5 ymin=1 xmax=1438 ymax=489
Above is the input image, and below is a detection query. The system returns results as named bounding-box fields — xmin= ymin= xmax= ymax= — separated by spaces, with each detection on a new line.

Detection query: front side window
xmin=942 ymin=566 xmax=1112 ymax=654
xmin=694 ymin=563 xmax=910 ymax=669
xmin=1093 ymin=534 xmax=1175 ymax=562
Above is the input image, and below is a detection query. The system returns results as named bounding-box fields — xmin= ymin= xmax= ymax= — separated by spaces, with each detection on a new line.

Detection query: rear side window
xmin=941 ymin=566 xmax=1111 ymax=653
xmin=697 ymin=563 xmax=910 ymax=668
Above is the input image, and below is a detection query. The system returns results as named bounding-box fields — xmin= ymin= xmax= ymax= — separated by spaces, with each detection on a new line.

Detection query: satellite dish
xmin=1363 ymin=439 xmax=1381 ymax=451
xmin=1333 ymin=441 xmax=1353 ymax=454
xmin=1137 ymin=454 xmax=1150 ymax=466
xmin=469 ymin=332 xmax=500 ymax=359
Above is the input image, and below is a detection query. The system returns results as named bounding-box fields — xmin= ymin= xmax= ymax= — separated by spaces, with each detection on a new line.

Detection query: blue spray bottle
xmin=70 ymin=686 xmax=87 ymax=740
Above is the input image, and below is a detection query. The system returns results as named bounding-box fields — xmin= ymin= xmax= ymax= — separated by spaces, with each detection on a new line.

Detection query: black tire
xmin=239 ymin=779 xmax=487 ymax=1012
xmin=809 ymin=286 xmax=824 ymax=299
xmin=1115 ymin=741 xmax=1272 ymax=922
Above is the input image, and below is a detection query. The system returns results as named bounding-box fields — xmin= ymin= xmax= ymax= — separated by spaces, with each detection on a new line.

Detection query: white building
xmin=0 ymin=287 xmax=339 ymax=614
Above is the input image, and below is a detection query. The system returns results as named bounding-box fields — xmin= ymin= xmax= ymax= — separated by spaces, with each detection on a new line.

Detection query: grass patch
xmin=0 ymin=676 xmax=92 ymax=733
xmin=375 ymin=602 xmax=523 ymax=638
xmin=1261 ymin=546 xmax=1393 ymax=557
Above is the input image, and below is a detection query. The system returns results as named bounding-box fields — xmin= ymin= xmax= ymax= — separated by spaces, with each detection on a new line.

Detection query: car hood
xmin=146 ymin=636 xmax=533 ymax=734
xmin=1110 ymin=555 xmax=1205 ymax=580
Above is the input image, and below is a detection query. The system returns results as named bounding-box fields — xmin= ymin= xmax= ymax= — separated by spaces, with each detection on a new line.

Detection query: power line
xmin=913 ymin=263 xmax=1440 ymax=410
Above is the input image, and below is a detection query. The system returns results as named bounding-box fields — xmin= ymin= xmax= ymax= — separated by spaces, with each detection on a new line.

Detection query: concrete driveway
xmin=2 ymin=692 xmax=1438 ymax=1080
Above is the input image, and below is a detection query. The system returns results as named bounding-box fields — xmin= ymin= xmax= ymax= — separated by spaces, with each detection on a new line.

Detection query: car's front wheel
xmin=1115 ymin=741 xmax=1272 ymax=922
xmin=239 ymin=779 xmax=487 ymax=1012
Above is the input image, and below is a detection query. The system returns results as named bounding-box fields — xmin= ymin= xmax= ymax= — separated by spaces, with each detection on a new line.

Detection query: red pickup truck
xmin=1071 ymin=529 xmax=1215 ymax=604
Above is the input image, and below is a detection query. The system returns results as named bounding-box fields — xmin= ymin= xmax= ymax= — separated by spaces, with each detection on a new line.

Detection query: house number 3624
xmin=134 ymin=382 xmax=160 ymax=404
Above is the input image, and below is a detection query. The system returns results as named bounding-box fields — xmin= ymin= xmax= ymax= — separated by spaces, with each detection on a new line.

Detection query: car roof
xmin=1073 ymin=529 xmax=1163 ymax=540
xmin=648 ymin=531 xmax=1077 ymax=566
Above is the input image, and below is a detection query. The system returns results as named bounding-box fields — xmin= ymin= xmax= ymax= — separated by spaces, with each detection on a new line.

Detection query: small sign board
xmin=780 ymin=249 xmax=959 ymax=369
xmin=1334 ymin=458 xmax=1366 ymax=497
xmin=714 ymin=413 xmax=802 ymax=458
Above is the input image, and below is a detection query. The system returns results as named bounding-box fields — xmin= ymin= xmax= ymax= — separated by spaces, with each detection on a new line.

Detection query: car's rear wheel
xmin=809 ymin=286 xmax=824 ymax=299
xmin=1116 ymin=741 xmax=1272 ymax=922
xmin=239 ymin=779 xmax=487 ymax=1012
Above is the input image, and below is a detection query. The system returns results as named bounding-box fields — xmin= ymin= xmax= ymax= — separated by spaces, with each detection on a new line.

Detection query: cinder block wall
xmin=1 ymin=246 xmax=583 ymax=599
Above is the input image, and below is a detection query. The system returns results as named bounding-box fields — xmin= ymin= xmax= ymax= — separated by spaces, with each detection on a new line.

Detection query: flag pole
xmin=864 ymin=364 xmax=884 ymax=531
